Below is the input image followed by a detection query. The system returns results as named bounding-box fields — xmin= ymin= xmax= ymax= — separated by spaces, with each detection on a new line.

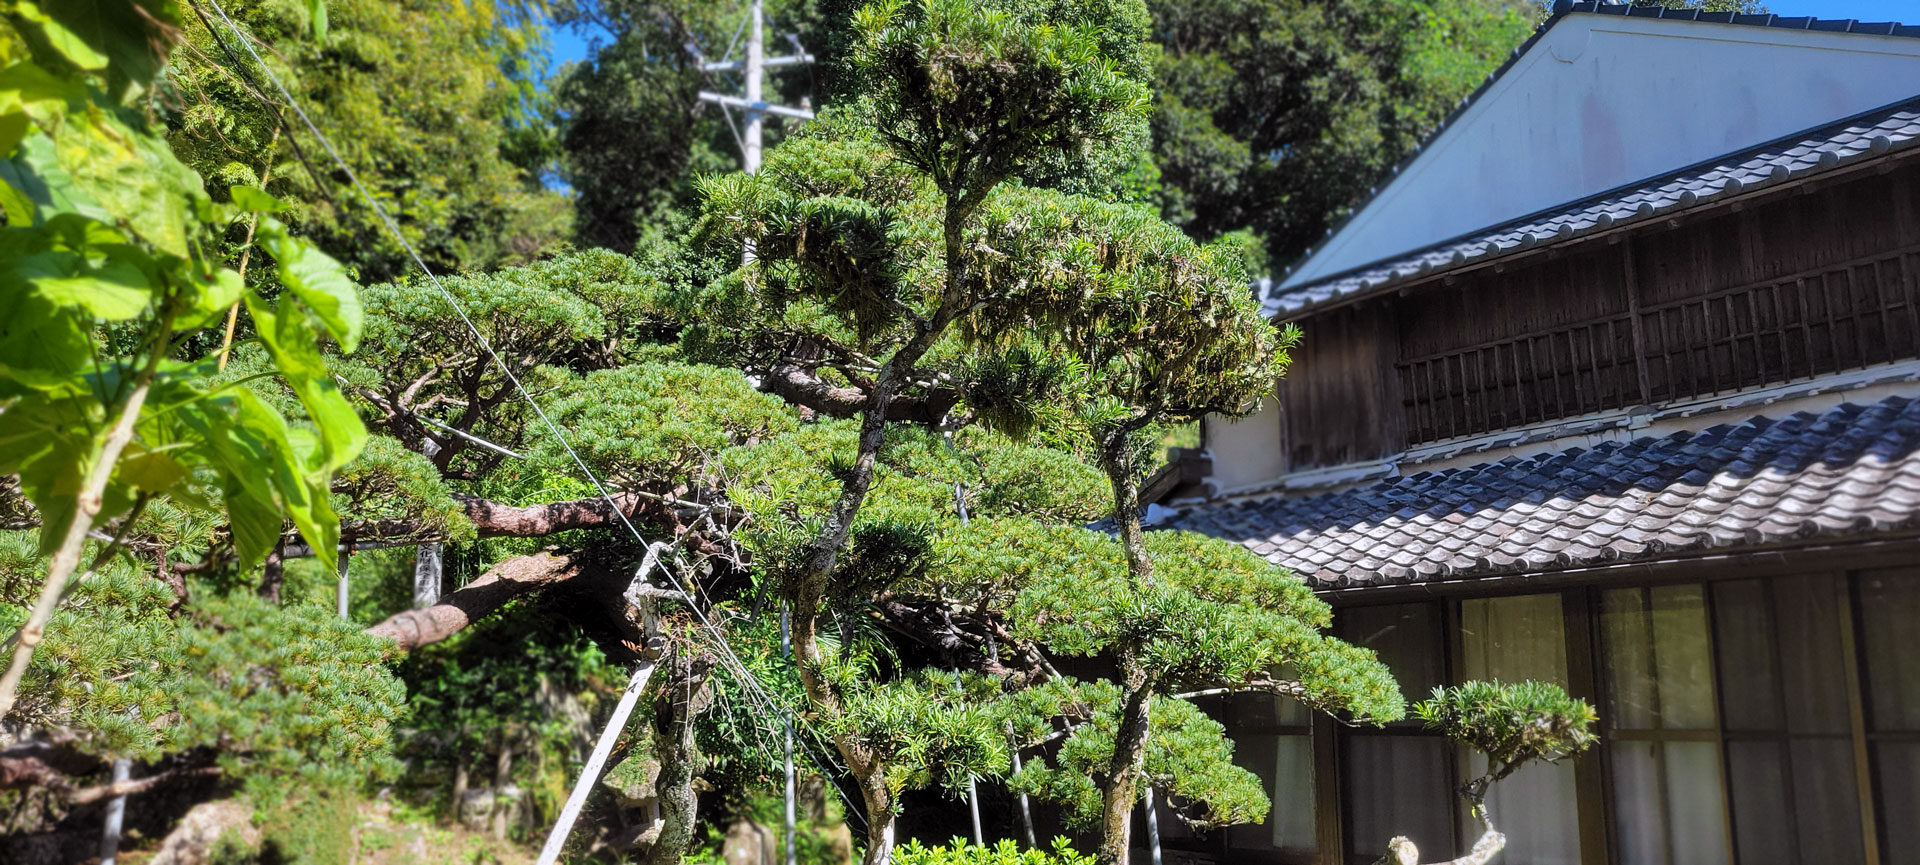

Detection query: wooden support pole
xmin=413 ymin=543 xmax=443 ymax=608
xmin=1143 ymin=786 xmax=1164 ymax=865
xmin=783 ymin=604 xmax=797 ymax=865
xmin=1009 ymin=722 xmax=1036 ymax=847
xmin=335 ymin=542 xmax=351 ymax=619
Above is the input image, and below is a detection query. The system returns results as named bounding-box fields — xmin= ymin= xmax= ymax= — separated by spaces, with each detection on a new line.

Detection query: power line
xmin=195 ymin=0 xmax=863 ymax=835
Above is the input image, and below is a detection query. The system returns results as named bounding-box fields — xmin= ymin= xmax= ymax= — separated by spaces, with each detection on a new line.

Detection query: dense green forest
xmin=0 ymin=1 xmax=1604 ymax=863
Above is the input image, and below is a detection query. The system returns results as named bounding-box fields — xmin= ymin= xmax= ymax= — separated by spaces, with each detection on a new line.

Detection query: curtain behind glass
xmin=1458 ymin=595 xmax=1580 ymax=865
xmin=1859 ymin=569 xmax=1920 ymax=865
xmin=1339 ymin=603 xmax=1452 ymax=863
xmin=1712 ymin=576 xmax=1863 ymax=865
xmin=1600 ymin=585 xmax=1730 ymax=865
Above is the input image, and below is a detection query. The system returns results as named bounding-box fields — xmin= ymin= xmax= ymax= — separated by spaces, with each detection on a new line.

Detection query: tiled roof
xmin=1264 ymin=96 xmax=1920 ymax=318
xmin=1164 ymin=395 xmax=1920 ymax=588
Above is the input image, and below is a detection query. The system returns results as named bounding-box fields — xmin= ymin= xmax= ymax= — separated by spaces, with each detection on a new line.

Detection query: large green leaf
xmin=177 ymin=391 xmax=283 ymax=568
xmin=0 ymin=252 xmax=91 ymax=391
xmin=230 ymin=388 xmax=340 ymax=571
xmin=257 ymin=219 xmax=363 ymax=352
xmin=177 ymin=265 xmax=244 ymax=331
xmin=21 ymin=0 xmax=182 ymax=101
xmin=6 ymin=133 xmax=108 ymax=224
xmin=10 ymin=3 xmax=110 ymax=71
xmin=51 ymin=110 xmax=201 ymax=257
xmin=1 ymin=393 xmax=94 ymax=552
xmin=117 ymin=444 xmax=188 ymax=494
xmin=0 ymin=58 xmax=91 ymax=105
xmin=0 ymin=175 xmax=33 ymax=225
xmin=30 ymin=255 xmax=153 ymax=319
xmin=226 ymin=184 xmax=286 ymax=215
xmin=305 ymin=0 xmax=328 ymax=42
xmin=244 ymin=295 xmax=367 ymax=475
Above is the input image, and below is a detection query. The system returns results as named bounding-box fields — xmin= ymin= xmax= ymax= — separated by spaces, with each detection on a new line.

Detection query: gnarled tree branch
xmin=760 ymin=364 xmax=958 ymax=425
xmin=364 ymin=551 xmax=583 ymax=652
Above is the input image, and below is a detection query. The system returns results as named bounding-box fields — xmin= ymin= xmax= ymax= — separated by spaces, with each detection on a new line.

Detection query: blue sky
xmin=1766 ymin=0 xmax=1916 ymax=19
xmin=542 ymin=22 xmax=598 ymax=72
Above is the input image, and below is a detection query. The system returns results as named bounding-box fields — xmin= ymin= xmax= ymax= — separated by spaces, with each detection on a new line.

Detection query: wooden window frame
xmin=1306 ymin=562 xmax=1898 ymax=865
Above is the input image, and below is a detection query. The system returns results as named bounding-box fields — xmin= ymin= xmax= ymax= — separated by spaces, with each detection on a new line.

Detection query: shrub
xmin=894 ymin=837 xmax=1095 ymax=865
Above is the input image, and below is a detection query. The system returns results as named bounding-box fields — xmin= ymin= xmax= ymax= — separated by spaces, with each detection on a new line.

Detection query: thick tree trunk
xmin=451 ymin=757 xmax=469 ymax=819
xmin=490 ymin=732 xmax=515 ymax=839
xmin=644 ymin=648 xmax=713 ymax=865
xmin=785 ymin=194 xmax=978 ymax=865
xmin=759 ymin=364 xmax=959 ymax=424
xmin=258 ymin=539 xmax=285 ymax=602
xmin=1098 ymin=437 xmax=1154 ymax=586
xmin=1096 ymin=435 xmax=1158 ymax=865
xmin=364 ymin=551 xmax=580 ymax=652
xmin=1098 ymin=662 xmax=1153 ymax=865
xmin=858 ymin=773 xmax=898 ymax=865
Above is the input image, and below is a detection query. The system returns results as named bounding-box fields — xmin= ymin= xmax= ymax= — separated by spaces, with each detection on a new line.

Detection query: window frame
xmin=1302 ymin=563 xmax=1899 ymax=865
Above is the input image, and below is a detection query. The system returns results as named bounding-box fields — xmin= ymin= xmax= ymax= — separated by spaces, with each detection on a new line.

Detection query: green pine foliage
xmin=537 ymin=362 xmax=802 ymax=489
xmin=824 ymin=669 xmax=1010 ymax=798
xmin=0 ymin=533 xmax=405 ymax=797
xmin=895 ymin=837 xmax=1096 ymax=865
xmin=1415 ymin=679 xmax=1598 ymax=804
xmin=1007 ymin=681 xmax=1265 ymax=832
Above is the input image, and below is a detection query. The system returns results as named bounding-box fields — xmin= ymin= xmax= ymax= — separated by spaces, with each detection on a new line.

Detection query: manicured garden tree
xmin=686 ymin=0 xmax=1160 ymax=857
xmin=1391 ymin=681 xmax=1598 ymax=865
xmin=990 ymin=218 xmax=1600 ymax=862
xmin=927 ymin=519 xmax=1402 ymax=863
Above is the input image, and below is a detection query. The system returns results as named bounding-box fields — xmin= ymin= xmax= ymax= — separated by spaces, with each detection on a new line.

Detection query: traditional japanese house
xmin=1146 ymin=4 xmax=1920 ymax=865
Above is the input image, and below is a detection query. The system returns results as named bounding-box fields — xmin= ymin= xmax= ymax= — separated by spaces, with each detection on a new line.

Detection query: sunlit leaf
xmin=257 ymin=219 xmax=363 ymax=352
xmin=30 ymin=256 xmax=152 ymax=319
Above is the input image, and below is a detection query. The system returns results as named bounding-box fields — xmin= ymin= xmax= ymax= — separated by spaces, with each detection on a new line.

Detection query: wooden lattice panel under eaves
xmin=1398 ymin=243 xmax=1920 ymax=445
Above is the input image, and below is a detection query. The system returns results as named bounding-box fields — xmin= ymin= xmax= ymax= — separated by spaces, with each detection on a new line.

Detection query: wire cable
xmin=197 ymin=0 xmax=865 ymax=827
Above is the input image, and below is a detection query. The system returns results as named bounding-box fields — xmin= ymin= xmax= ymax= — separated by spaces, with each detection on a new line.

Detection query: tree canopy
xmin=0 ymin=2 xmax=1597 ymax=864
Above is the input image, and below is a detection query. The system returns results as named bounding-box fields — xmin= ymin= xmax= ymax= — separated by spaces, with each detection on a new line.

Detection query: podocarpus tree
xmin=689 ymin=0 xmax=1158 ymax=857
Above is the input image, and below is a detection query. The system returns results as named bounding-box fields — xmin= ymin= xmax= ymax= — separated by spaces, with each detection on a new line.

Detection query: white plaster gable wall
xmin=1282 ymin=13 xmax=1920 ymax=287
xmin=1204 ymin=395 xmax=1286 ymax=494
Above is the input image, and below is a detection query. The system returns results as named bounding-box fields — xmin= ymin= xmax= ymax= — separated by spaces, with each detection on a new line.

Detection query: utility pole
xmin=701 ymin=10 xmax=811 ymax=863
xmin=697 ymin=0 xmax=814 ymax=176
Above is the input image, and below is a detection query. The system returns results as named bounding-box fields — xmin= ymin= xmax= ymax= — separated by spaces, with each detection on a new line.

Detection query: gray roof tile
xmin=1267 ymin=97 xmax=1920 ymax=318
xmin=1162 ymin=395 xmax=1920 ymax=588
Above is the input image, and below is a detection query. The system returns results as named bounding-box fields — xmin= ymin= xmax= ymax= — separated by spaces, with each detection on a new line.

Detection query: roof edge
xmin=1275 ymin=0 xmax=1920 ymax=292
xmin=1263 ymin=92 xmax=1920 ymax=318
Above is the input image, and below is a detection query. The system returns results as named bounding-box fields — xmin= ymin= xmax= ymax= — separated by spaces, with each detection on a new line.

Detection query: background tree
xmin=550 ymin=0 xmax=848 ymax=252
xmin=685 ymin=0 xmax=1165 ymax=854
xmin=165 ymin=0 xmax=571 ymax=283
xmin=1149 ymin=0 xmax=1534 ymax=267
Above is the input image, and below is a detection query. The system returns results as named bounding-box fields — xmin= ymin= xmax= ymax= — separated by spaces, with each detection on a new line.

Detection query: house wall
xmin=1163 ymin=544 xmax=1920 ymax=865
xmin=1209 ymin=157 xmax=1920 ymax=488
xmin=1285 ymin=12 xmax=1920 ymax=287
xmin=1205 ymin=395 xmax=1287 ymax=494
